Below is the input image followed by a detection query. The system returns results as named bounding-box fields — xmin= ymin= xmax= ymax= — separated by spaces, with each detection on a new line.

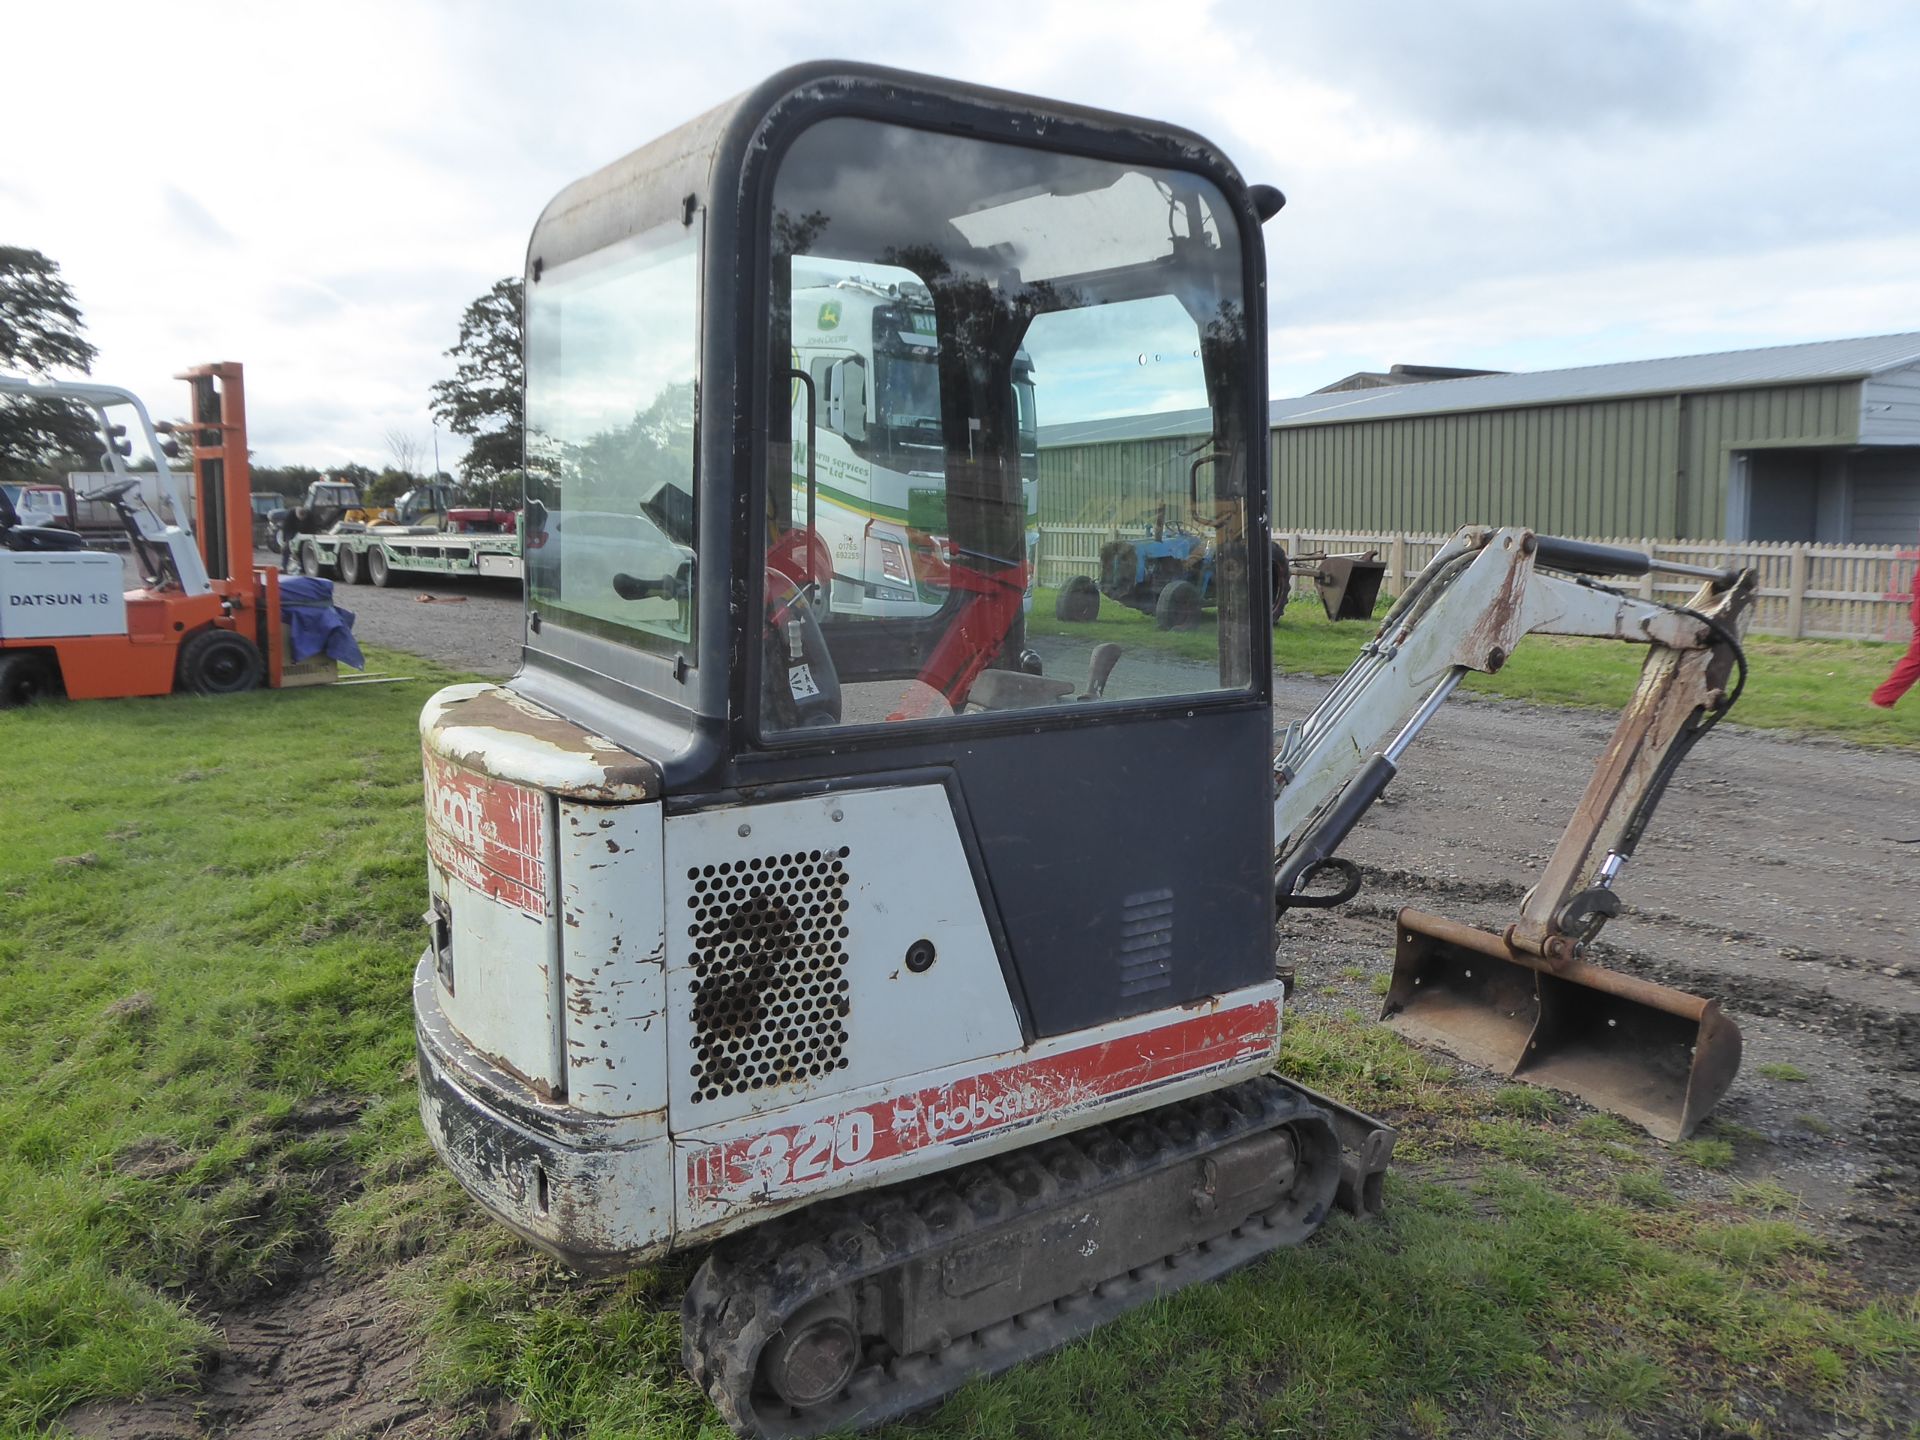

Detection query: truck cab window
xmin=761 ymin=117 xmax=1254 ymax=734
xmin=524 ymin=222 xmax=701 ymax=658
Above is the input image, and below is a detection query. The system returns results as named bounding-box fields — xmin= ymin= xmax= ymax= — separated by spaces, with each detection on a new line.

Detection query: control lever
xmin=1079 ymin=642 xmax=1122 ymax=700
xmin=613 ymin=567 xmax=690 ymax=602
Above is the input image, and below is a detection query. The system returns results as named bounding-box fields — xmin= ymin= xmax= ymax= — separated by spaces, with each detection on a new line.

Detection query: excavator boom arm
xmin=1272 ymin=525 xmax=1758 ymax=1141
xmin=1274 ymin=526 xmax=1753 ymax=927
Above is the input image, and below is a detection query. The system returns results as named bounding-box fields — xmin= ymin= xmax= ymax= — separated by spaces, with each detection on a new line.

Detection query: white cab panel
xmin=558 ymin=800 xmax=667 ymax=1117
xmin=663 ymin=785 xmax=1023 ymax=1129
xmin=424 ymin=751 xmax=564 ymax=1096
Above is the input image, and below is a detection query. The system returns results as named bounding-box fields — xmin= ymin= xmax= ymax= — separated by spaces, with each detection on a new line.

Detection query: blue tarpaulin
xmin=279 ymin=575 xmax=365 ymax=669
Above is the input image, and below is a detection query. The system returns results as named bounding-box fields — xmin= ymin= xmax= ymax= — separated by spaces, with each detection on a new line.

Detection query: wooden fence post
xmin=1388 ymin=534 xmax=1407 ymax=592
xmin=1787 ymin=544 xmax=1807 ymax=639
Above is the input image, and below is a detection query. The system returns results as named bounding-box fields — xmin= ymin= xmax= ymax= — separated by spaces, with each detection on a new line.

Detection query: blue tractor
xmin=1054 ymin=509 xmax=1382 ymax=630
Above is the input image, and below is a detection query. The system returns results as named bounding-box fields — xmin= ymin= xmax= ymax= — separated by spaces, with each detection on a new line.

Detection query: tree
xmin=384 ymin=426 xmax=422 ymax=478
xmin=366 ymin=468 xmax=417 ymax=507
xmin=429 ymin=277 xmax=523 ymax=487
xmin=250 ymin=462 xmax=322 ymax=502
xmin=566 ymin=380 xmax=697 ymax=541
xmin=0 ymin=247 xmax=99 ymax=476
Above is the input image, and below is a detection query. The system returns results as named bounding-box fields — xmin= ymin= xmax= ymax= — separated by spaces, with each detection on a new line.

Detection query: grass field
xmin=1029 ymin=584 xmax=1920 ymax=748
xmin=1 ymin=650 xmax=1915 ymax=1438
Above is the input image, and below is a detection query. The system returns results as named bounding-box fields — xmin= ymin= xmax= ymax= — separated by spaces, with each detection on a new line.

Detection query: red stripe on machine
xmin=685 ymin=999 xmax=1279 ymax=1205
xmin=423 ymin=750 xmax=547 ymax=917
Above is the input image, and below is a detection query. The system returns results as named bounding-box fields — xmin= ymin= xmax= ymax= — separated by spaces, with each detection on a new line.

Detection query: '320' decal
xmin=735 ymin=1110 xmax=876 ymax=1188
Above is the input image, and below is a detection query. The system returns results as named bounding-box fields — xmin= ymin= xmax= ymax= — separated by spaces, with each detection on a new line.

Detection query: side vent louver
xmin=1118 ymin=887 xmax=1174 ymax=997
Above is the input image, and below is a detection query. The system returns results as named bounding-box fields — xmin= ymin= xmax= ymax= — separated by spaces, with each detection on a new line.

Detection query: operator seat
xmin=3 ymin=525 xmax=90 ymax=553
xmin=0 ymin=491 xmax=89 ymax=552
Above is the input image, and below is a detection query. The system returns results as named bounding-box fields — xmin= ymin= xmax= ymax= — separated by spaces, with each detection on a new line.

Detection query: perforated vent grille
xmin=685 ymin=847 xmax=852 ymax=1104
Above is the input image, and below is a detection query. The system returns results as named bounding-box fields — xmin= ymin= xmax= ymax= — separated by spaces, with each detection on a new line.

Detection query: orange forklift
xmin=0 ymin=363 xmax=297 ymax=706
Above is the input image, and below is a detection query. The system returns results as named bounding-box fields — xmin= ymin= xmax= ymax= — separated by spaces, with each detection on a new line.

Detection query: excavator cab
xmin=506 ymin=67 xmax=1284 ymax=1042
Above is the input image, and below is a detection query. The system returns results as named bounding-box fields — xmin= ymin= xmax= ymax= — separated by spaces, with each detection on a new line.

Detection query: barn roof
xmin=1037 ymin=330 xmax=1920 ymax=445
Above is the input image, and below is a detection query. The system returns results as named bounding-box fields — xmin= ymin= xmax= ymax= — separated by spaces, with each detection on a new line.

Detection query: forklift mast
xmin=177 ymin=363 xmax=255 ymax=583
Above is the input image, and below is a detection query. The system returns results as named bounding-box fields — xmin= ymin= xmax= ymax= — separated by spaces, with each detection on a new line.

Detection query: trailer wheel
xmin=336 ymin=545 xmax=362 ymax=585
xmin=1155 ymin=579 xmax=1203 ymax=631
xmin=365 ymin=547 xmax=394 ymax=588
xmin=177 ymin=628 xmax=265 ymax=696
xmin=299 ymin=541 xmax=323 ymax=578
xmin=0 ymin=650 xmax=60 ymax=708
xmin=1054 ymin=575 xmax=1100 ymax=622
xmin=1270 ymin=541 xmax=1290 ymax=622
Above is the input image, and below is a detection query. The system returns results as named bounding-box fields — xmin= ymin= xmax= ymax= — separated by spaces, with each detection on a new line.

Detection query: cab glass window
xmin=761 ymin=118 xmax=1254 ymax=733
xmin=525 ymin=222 xmax=700 ymax=657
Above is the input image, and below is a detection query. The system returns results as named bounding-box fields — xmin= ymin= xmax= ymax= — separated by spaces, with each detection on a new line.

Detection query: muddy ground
xmin=80 ymin=572 xmax=1916 ymax=1437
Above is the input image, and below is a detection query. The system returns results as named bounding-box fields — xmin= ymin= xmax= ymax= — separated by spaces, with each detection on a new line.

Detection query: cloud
xmin=162 ymin=188 xmax=237 ymax=248
xmin=1259 ymin=1 xmax=1724 ymax=134
xmin=2 ymin=0 xmax=1916 ymax=465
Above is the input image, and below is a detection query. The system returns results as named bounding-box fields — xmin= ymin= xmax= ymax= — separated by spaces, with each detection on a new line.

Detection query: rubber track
xmin=682 ymin=1075 xmax=1339 ymax=1438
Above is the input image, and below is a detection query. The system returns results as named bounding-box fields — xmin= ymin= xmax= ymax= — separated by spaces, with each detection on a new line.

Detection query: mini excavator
xmin=413 ymin=63 xmax=1754 ymax=1435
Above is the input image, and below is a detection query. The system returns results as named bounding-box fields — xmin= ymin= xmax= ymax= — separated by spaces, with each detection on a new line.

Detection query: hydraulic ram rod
xmin=1275 ymin=668 xmax=1465 ymax=909
xmin=1533 ymin=534 xmax=1738 ymax=585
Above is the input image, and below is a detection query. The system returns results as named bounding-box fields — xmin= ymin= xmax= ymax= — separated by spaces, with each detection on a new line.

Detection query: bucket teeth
xmin=1382 ymin=907 xmax=1741 ymax=1142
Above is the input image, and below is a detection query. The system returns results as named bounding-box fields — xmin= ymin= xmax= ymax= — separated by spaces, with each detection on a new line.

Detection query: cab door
xmin=748 ymin=113 xmax=1275 ymax=1039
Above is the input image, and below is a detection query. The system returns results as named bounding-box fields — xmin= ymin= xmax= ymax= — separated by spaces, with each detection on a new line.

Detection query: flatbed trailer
xmin=296 ymin=526 xmax=522 ymax=586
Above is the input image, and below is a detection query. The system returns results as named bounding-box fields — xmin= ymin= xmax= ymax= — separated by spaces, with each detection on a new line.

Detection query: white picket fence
xmin=1035 ymin=523 xmax=1919 ymax=641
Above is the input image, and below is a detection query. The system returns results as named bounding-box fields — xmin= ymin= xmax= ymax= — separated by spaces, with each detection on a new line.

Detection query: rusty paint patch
xmin=1461 ymin=532 xmax=1531 ymax=669
xmin=471 ymin=1037 xmax=561 ymax=1103
xmin=423 ymin=751 xmax=547 ymax=917
xmin=426 ymin=684 xmax=660 ymax=801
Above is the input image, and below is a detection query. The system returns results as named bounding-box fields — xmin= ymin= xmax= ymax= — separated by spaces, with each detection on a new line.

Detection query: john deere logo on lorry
xmin=817 ymin=300 xmax=841 ymax=330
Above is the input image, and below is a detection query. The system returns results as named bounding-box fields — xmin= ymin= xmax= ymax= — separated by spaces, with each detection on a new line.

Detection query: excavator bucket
xmin=1312 ymin=555 xmax=1386 ymax=621
xmin=1384 ymin=908 xmax=1742 ymax=1142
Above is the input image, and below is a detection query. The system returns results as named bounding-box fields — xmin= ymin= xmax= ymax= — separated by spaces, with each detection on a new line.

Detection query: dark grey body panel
xmin=951 ymin=706 xmax=1275 ymax=1036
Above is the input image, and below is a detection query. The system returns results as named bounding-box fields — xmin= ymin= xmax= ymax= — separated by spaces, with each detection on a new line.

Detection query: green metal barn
xmin=1037 ymin=331 xmax=1920 ymax=545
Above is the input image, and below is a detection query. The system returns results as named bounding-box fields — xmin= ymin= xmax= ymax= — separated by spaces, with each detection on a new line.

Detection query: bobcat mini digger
xmin=415 ymin=63 xmax=1754 ymax=1435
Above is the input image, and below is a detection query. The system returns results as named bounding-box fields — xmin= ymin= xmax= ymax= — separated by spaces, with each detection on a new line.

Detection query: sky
xmin=6 ymin=0 xmax=1920 ymax=468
